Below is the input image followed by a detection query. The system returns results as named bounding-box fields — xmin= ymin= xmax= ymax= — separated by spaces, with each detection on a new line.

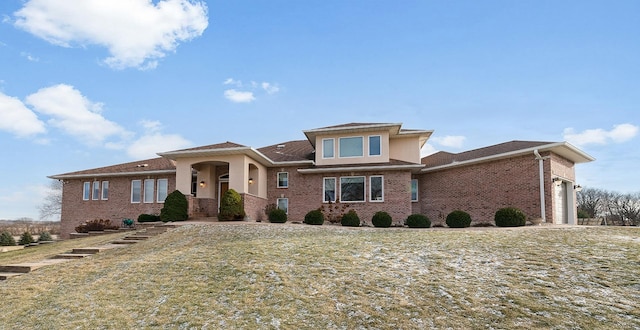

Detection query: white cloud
xmin=563 ymin=123 xmax=639 ymax=147
xmin=223 ymin=78 xmax=242 ymax=87
xmin=127 ymin=120 xmax=191 ymax=159
xmin=0 ymin=92 xmax=46 ymax=137
xmin=432 ymin=135 xmax=466 ymax=148
xmin=25 ymin=84 xmax=130 ymax=146
xmin=224 ymin=89 xmax=255 ymax=103
xmin=261 ymin=82 xmax=280 ymax=94
xmin=20 ymin=52 xmax=39 ymax=62
xmin=13 ymin=0 xmax=208 ymax=70
xmin=420 ymin=143 xmax=438 ymax=157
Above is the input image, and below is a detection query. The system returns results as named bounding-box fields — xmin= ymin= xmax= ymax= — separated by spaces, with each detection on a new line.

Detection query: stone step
xmin=0 ymin=273 xmax=22 ymax=280
xmin=72 ymin=246 xmax=111 ymax=254
xmin=111 ymin=240 xmax=141 ymax=244
xmin=52 ymin=253 xmax=93 ymax=259
xmin=124 ymin=235 xmax=149 ymax=240
xmin=0 ymin=259 xmax=69 ymax=273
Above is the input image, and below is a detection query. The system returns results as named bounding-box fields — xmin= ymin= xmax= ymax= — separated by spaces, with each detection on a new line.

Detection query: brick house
xmin=50 ymin=123 xmax=594 ymax=238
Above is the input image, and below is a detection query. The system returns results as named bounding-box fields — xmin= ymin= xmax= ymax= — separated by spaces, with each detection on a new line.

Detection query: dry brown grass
xmin=0 ymin=224 xmax=639 ymax=329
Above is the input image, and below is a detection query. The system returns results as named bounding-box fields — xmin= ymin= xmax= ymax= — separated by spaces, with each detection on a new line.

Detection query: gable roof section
xmin=421 ymin=140 xmax=594 ymax=172
xmin=303 ymin=122 xmax=433 ymax=147
xmin=257 ymin=140 xmax=314 ymax=162
xmin=49 ymin=157 xmax=176 ymax=179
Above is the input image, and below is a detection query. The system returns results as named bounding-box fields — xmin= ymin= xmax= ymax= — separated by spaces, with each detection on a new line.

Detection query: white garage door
xmin=554 ymin=182 xmax=568 ymax=224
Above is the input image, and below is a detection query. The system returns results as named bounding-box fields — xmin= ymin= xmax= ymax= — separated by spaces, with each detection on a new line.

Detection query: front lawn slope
xmin=0 ymin=225 xmax=638 ymax=329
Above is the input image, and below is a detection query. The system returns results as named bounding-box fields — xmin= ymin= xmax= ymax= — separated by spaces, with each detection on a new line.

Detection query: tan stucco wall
xmin=389 ymin=137 xmax=422 ymax=164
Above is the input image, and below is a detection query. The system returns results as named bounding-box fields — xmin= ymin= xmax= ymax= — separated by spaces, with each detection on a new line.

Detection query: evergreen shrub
xmin=304 ymin=209 xmax=324 ymax=225
xmin=0 ymin=231 xmax=16 ymax=246
xmin=446 ymin=210 xmax=472 ymax=228
xmin=341 ymin=210 xmax=360 ymax=227
xmin=218 ymin=189 xmax=245 ymax=221
xmin=406 ymin=214 xmax=431 ymax=228
xmin=160 ymin=190 xmax=189 ymax=222
xmin=268 ymin=208 xmax=287 ymax=223
xmin=38 ymin=231 xmax=53 ymax=242
xmin=18 ymin=232 xmax=35 ymax=245
xmin=494 ymin=207 xmax=527 ymax=227
xmin=138 ymin=214 xmax=161 ymax=222
xmin=371 ymin=211 xmax=392 ymax=228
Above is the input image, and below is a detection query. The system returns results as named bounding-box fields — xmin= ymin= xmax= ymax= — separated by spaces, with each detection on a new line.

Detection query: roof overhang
xmin=421 ymin=142 xmax=595 ymax=173
xmin=158 ymin=147 xmax=314 ymax=167
xmin=298 ymin=164 xmax=425 ymax=174
xmin=303 ymin=123 xmax=404 ymax=147
xmin=48 ymin=170 xmax=177 ymax=180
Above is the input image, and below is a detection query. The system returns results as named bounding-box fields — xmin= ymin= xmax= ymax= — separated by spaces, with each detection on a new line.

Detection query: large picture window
xmin=370 ymin=176 xmax=384 ymax=201
xmin=340 ymin=176 xmax=365 ymax=202
xmin=144 ymin=179 xmax=155 ymax=203
xmin=369 ymin=135 xmax=381 ymax=156
xmin=322 ymin=138 xmax=334 ymax=158
xmin=277 ymin=172 xmax=289 ymax=188
xmin=131 ymin=180 xmax=142 ymax=203
xmin=101 ymin=181 xmax=109 ymax=200
xmin=323 ymin=177 xmax=336 ymax=202
xmin=411 ymin=179 xmax=419 ymax=202
xmin=83 ymin=182 xmax=90 ymax=201
xmin=339 ymin=137 xmax=363 ymax=158
xmin=157 ymin=179 xmax=168 ymax=202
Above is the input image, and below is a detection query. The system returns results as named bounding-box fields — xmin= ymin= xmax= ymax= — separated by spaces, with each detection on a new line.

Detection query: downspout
xmin=534 ymin=150 xmax=550 ymax=221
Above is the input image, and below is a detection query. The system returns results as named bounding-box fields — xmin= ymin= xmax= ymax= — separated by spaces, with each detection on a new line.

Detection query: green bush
xmin=18 ymin=232 xmax=35 ymax=245
xmin=494 ymin=207 xmax=527 ymax=227
xmin=371 ymin=211 xmax=392 ymax=228
xmin=341 ymin=210 xmax=360 ymax=227
xmin=268 ymin=208 xmax=287 ymax=223
xmin=75 ymin=219 xmax=119 ymax=233
xmin=218 ymin=189 xmax=245 ymax=221
xmin=0 ymin=231 xmax=16 ymax=246
xmin=38 ymin=231 xmax=53 ymax=242
xmin=446 ymin=210 xmax=472 ymax=228
xmin=304 ymin=209 xmax=324 ymax=225
xmin=160 ymin=190 xmax=189 ymax=222
xmin=406 ymin=214 xmax=431 ymax=228
xmin=138 ymin=214 xmax=161 ymax=222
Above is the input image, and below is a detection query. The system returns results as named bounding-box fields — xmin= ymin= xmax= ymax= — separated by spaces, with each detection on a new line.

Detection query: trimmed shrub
xmin=494 ymin=207 xmax=527 ymax=227
xmin=75 ymin=219 xmax=119 ymax=233
xmin=304 ymin=209 xmax=324 ymax=225
xmin=160 ymin=190 xmax=189 ymax=222
xmin=341 ymin=210 xmax=360 ymax=227
xmin=18 ymin=232 xmax=35 ymax=245
xmin=0 ymin=231 xmax=16 ymax=246
xmin=406 ymin=214 xmax=431 ymax=228
xmin=219 ymin=189 xmax=245 ymax=221
xmin=38 ymin=231 xmax=53 ymax=242
xmin=268 ymin=208 xmax=287 ymax=223
xmin=138 ymin=214 xmax=161 ymax=222
xmin=371 ymin=211 xmax=392 ymax=228
xmin=446 ymin=210 xmax=472 ymax=228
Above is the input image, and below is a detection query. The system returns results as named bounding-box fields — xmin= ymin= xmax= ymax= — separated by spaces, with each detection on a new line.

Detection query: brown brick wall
xmin=59 ymin=176 xmax=176 ymax=238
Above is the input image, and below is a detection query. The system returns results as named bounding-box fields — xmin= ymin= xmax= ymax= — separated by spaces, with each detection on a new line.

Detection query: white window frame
xmin=277 ymin=198 xmax=289 ymax=214
xmin=369 ymin=175 xmax=384 ymax=202
xmin=143 ymin=179 xmax=155 ymax=203
xmin=157 ymin=179 xmax=168 ymax=203
xmin=101 ymin=181 xmax=109 ymax=200
xmin=277 ymin=172 xmax=289 ymax=188
xmin=411 ymin=179 xmax=419 ymax=202
xmin=340 ymin=176 xmax=366 ymax=202
xmin=92 ymin=181 xmax=100 ymax=200
xmin=369 ymin=135 xmax=382 ymax=157
xmin=82 ymin=182 xmax=91 ymax=201
xmin=323 ymin=177 xmax=336 ymax=203
xmin=131 ymin=180 xmax=142 ymax=203
xmin=322 ymin=138 xmax=335 ymax=159
xmin=339 ymin=136 xmax=364 ymax=158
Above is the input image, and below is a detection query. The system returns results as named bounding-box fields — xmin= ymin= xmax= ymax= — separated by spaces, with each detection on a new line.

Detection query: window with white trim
xmin=92 ymin=181 xmax=100 ymax=200
xmin=131 ymin=180 xmax=142 ymax=203
xmin=339 ymin=137 xmax=363 ymax=158
xmin=277 ymin=172 xmax=289 ymax=188
xmin=340 ymin=176 xmax=365 ymax=202
xmin=370 ymin=176 xmax=384 ymax=201
xmin=411 ymin=179 xmax=419 ymax=202
xmin=101 ymin=181 xmax=109 ymax=200
xmin=369 ymin=135 xmax=381 ymax=156
xmin=143 ymin=179 xmax=155 ymax=203
xmin=323 ymin=177 xmax=336 ymax=202
xmin=322 ymin=138 xmax=335 ymax=158
xmin=157 ymin=179 xmax=168 ymax=202
xmin=277 ymin=198 xmax=289 ymax=214
xmin=83 ymin=182 xmax=90 ymax=201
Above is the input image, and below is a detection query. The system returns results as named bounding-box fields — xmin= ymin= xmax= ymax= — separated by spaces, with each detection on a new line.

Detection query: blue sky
xmin=0 ymin=0 xmax=638 ymax=220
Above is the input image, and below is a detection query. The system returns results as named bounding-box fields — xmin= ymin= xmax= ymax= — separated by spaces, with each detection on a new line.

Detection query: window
xmin=370 ymin=176 xmax=384 ymax=201
xmin=101 ymin=181 xmax=109 ymax=200
xmin=157 ymin=179 xmax=168 ymax=202
xmin=144 ymin=179 xmax=155 ymax=203
xmin=83 ymin=182 xmax=90 ymax=201
xmin=339 ymin=137 xmax=363 ymax=157
xmin=411 ymin=179 xmax=419 ymax=202
xmin=277 ymin=172 xmax=289 ymax=188
xmin=322 ymin=138 xmax=335 ymax=158
xmin=277 ymin=198 xmax=289 ymax=214
xmin=92 ymin=181 xmax=100 ymax=200
xmin=340 ymin=176 xmax=365 ymax=202
xmin=131 ymin=180 xmax=141 ymax=203
xmin=369 ymin=135 xmax=381 ymax=156
xmin=323 ymin=177 xmax=336 ymax=202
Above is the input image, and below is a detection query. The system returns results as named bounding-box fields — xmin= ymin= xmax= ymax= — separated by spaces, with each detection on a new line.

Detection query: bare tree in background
xmin=39 ymin=180 xmax=62 ymax=221
xmin=578 ymin=188 xmax=640 ymax=226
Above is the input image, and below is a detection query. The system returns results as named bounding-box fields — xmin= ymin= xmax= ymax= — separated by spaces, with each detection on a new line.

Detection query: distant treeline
xmin=0 ymin=220 xmax=61 ymax=235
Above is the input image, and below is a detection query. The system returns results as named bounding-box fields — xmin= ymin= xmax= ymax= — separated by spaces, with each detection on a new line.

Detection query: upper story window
xmin=131 ymin=180 xmax=142 ymax=203
xmin=369 ymin=135 xmax=381 ymax=156
xmin=277 ymin=172 xmax=289 ymax=188
xmin=339 ymin=137 xmax=363 ymax=158
xmin=322 ymin=138 xmax=335 ymax=158
xmin=157 ymin=179 xmax=168 ymax=202
xmin=83 ymin=182 xmax=90 ymax=201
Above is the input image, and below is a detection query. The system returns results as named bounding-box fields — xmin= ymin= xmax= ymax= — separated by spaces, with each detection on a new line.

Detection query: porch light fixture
xmin=552 ymin=177 xmax=563 ymax=186
xmin=248 ymin=178 xmax=254 ymax=184
xmin=574 ymin=184 xmax=582 ymax=192
xmin=199 ymin=181 xmax=205 ymax=187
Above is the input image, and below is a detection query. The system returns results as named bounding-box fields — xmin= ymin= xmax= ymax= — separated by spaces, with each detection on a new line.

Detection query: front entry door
xmin=218 ymin=181 xmax=229 ymax=209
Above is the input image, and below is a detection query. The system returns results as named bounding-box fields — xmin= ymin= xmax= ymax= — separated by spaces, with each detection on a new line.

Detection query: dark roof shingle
xmin=422 ymin=141 xmax=553 ymax=168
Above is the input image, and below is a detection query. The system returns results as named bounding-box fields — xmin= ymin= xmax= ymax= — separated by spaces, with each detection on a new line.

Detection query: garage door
xmin=554 ymin=182 xmax=568 ymax=224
